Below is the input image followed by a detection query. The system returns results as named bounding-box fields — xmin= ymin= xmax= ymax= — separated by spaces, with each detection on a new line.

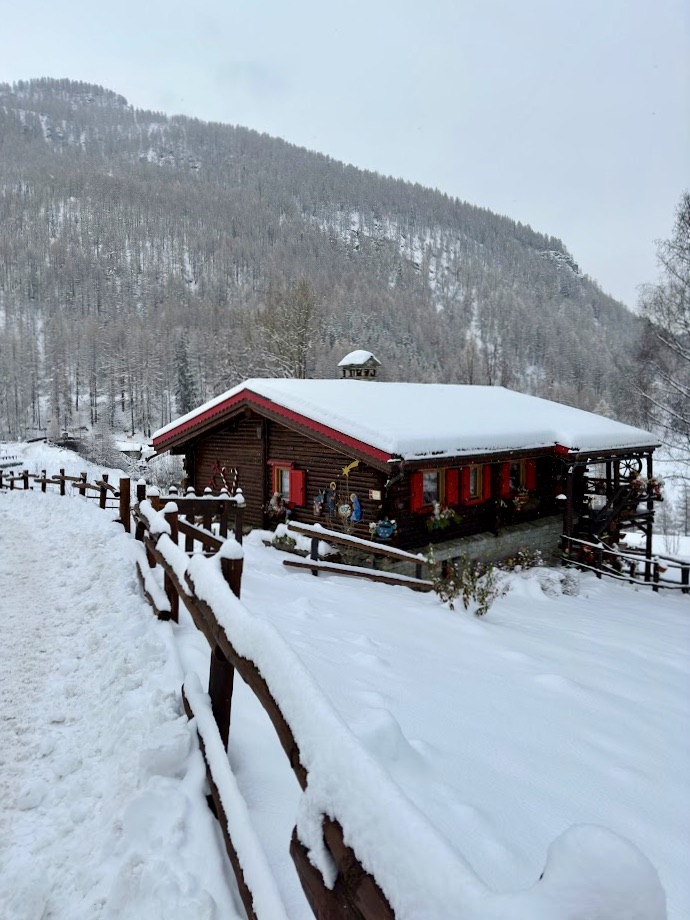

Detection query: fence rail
xmin=562 ymin=534 xmax=690 ymax=593
xmin=285 ymin=521 xmax=433 ymax=591
xmin=131 ymin=494 xmax=396 ymax=919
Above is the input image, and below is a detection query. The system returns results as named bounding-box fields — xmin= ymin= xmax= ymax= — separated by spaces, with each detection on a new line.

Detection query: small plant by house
xmin=427 ymin=548 xmax=507 ymax=616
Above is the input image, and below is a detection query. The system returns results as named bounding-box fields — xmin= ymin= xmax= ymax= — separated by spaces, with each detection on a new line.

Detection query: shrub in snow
xmin=428 ymin=549 xmax=507 ymax=616
xmin=271 ymin=532 xmax=297 ymax=553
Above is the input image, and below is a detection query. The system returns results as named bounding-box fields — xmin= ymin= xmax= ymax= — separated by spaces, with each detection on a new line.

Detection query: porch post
xmin=645 ymin=453 xmax=654 ymax=581
xmin=563 ymin=464 xmax=575 ymax=549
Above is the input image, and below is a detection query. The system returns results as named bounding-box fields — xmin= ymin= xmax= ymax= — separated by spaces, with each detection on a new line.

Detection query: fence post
xmin=78 ymin=471 xmax=87 ymax=497
xmin=682 ymin=564 xmax=689 ymax=595
xmin=219 ymin=490 xmax=229 ymax=539
xmin=234 ymin=488 xmax=245 ymax=545
xmin=208 ymin=550 xmax=243 ymax=749
xmin=135 ymin=480 xmax=147 ymax=545
xmin=163 ymin=504 xmax=180 ymax=623
xmin=653 ymin=559 xmax=660 ymax=593
xmin=220 ymin=554 xmax=243 ymax=600
xmin=310 ymin=536 xmax=319 ymax=577
xmin=208 ymin=644 xmax=234 ymax=750
xmin=0 ymin=470 xmax=3 ymax=489
xmin=23 ymin=469 xmax=29 ymax=490
xmin=99 ymin=473 xmax=108 ymax=509
xmin=9 ymin=471 xmax=14 ymax=490
xmin=594 ymin=545 xmax=603 ymax=578
xmin=41 ymin=470 xmax=47 ymax=493
xmin=119 ymin=478 xmax=131 ymax=532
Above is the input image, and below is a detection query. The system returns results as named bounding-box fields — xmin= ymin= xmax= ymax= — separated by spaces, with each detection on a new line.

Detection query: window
xmin=275 ymin=466 xmax=291 ymax=498
xmin=501 ymin=459 xmax=537 ymax=497
xmin=461 ymin=464 xmax=491 ymax=504
xmin=509 ymin=461 xmax=524 ymax=491
xmin=411 ymin=468 xmax=459 ymax=513
xmin=469 ymin=465 xmax=482 ymax=499
xmin=423 ymin=471 xmax=439 ymax=505
xmin=268 ymin=460 xmax=306 ymax=507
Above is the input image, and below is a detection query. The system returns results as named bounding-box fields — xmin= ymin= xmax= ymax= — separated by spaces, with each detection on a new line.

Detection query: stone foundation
xmin=383 ymin=515 xmax=563 ymax=577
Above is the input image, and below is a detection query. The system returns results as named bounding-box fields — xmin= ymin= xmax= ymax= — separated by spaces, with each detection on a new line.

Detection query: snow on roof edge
xmin=152 ymin=380 xmax=659 ymax=459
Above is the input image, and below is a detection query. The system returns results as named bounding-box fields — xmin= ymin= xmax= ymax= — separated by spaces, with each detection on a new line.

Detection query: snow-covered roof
xmin=153 ymin=380 xmax=658 ymax=461
xmin=337 ymin=349 xmax=380 ymax=367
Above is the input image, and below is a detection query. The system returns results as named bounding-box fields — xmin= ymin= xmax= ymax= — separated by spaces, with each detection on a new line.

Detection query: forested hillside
xmin=0 ymin=78 xmax=642 ymax=440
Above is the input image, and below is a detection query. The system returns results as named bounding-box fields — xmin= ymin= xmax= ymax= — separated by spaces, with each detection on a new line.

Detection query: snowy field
xmin=0 ymin=443 xmax=689 ymax=918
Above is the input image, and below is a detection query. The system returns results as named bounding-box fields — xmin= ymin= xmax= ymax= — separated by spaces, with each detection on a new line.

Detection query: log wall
xmin=189 ymin=413 xmax=387 ymax=534
xmin=188 ymin=413 xmax=562 ymax=549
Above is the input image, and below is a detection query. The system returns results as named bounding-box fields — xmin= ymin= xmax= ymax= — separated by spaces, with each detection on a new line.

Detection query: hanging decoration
xmin=325 ymin=481 xmax=337 ymax=516
xmin=206 ymin=460 xmax=238 ymax=493
xmin=313 ymin=490 xmax=325 ymax=517
xmin=370 ymin=517 xmax=397 ymax=541
xmin=267 ymin=491 xmax=286 ymax=522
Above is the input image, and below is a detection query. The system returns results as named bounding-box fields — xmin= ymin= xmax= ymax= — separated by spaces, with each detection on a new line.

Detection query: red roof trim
xmin=153 ymin=389 xmax=393 ymax=465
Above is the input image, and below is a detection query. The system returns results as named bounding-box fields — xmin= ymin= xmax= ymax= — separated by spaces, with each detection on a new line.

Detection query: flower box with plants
xmin=426 ymin=502 xmax=462 ymax=532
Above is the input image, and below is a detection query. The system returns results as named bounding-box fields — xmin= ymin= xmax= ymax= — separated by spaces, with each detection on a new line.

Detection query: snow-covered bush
xmin=428 ymin=549 xmax=507 ymax=616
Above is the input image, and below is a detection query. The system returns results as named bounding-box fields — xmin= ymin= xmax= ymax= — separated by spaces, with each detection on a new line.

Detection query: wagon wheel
xmin=620 ymin=458 xmax=642 ymax=480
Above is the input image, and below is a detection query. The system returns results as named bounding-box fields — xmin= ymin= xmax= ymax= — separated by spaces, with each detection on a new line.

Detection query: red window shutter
xmin=289 ymin=469 xmax=306 ymax=506
xmin=460 ymin=467 xmax=471 ymax=503
xmin=482 ymin=465 xmax=492 ymax=501
xmin=500 ymin=462 xmax=511 ymax=498
xmin=525 ymin=459 xmax=537 ymax=491
xmin=445 ymin=469 xmax=459 ymax=506
xmin=410 ymin=471 xmax=424 ymax=512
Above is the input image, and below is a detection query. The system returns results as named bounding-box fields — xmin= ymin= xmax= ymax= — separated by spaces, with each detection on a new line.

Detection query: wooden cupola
xmin=337 ymin=349 xmax=381 ymax=380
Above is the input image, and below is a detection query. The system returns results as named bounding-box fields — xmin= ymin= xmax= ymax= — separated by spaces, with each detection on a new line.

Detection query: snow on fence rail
xmin=0 ymin=466 xmax=119 ymax=508
xmin=284 ymin=521 xmax=434 ymax=592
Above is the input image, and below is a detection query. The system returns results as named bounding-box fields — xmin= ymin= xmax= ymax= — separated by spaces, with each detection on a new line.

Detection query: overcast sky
xmin=2 ymin=0 xmax=688 ymax=308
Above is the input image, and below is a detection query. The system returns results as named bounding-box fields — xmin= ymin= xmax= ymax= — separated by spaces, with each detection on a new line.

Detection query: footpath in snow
xmin=0 ymin=490 xmax=241 ymax=920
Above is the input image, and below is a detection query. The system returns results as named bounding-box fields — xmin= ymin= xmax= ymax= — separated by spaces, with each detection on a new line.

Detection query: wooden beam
xmin=283 ymin=557 xmax=433 ymax=591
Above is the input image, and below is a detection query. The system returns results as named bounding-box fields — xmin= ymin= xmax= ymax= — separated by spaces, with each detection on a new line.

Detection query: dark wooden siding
xmin=188 ymin=413 xmax=387 ymax=534
xmin=267 ymin=422 xmax=385 ymax=538
xmin=192 ymin=416 xmax=265 ymax=527
xmin=389 ymin=457 xmax=562 ymax=552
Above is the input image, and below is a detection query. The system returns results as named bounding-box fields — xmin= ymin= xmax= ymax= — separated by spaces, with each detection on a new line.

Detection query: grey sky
xmin=2 ymin=0 xmax=688 ymax=308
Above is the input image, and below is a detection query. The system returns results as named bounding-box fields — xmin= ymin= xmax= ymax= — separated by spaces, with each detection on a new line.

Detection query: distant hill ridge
xmin=0 ymin=77 xmax=640 ymax=440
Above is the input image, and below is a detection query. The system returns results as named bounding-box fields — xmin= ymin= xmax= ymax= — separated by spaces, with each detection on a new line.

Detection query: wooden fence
xmin=0 ymin=466 xmax=119 ymax=508
xmin=129 ymin=489 xmax=396 ymax=920
xmin=562 ymin=534 xmax=690 ymax=593
xmin=283 ymin=521 xmax=434 ymax=592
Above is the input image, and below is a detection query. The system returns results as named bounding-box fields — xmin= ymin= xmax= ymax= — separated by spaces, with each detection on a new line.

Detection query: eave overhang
xmin=153 ymin=389 xmax=394 ymax=471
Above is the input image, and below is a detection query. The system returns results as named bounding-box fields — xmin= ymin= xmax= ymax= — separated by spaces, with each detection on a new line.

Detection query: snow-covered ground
xmin=1 ymin=449 xmax=689 ymax=918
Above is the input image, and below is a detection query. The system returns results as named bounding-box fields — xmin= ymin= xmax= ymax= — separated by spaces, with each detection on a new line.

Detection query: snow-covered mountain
xmin=0 ymin=78 xmax=642 ymax=441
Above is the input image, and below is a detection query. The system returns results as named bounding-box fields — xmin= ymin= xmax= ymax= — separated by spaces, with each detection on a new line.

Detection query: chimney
xmin=337 ymin=349 xmax=381 ymax=380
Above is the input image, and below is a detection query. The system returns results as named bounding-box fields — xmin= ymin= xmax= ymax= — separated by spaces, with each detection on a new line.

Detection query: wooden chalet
xmin=152 ymin=378 xmax=661 ymax=560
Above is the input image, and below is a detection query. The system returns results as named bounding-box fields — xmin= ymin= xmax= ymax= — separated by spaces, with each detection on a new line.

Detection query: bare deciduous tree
xmin=638 ymin=192 xmax=690 ymax=468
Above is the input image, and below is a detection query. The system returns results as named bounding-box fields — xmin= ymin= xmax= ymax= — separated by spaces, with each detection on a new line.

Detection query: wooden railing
xmin=130 ymin=494 xmax=397 ymax=920
xmin=562 ymin=535 xmax=690 ymax=593
xmin=284 ymin=521 xmax=434 ymax=592
xmin=0 ymin=466 xmax=120 ymax=508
